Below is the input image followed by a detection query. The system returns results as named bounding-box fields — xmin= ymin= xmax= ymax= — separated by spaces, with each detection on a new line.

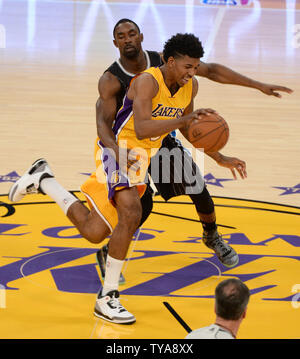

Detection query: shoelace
xmin=108 ymin=295 xmax=126 ymax=312
xmin=26 ymin=184 xmax=38 ymax=194
xmin=213 ymin=236 xmax=231 ymax=256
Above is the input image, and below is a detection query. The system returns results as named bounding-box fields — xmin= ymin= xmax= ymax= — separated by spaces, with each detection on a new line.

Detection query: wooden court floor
xmin=0 ymin=0 xmax=299 ymax=339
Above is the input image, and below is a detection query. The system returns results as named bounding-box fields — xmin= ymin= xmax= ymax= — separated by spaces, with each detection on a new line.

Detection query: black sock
xmin=201 ymin=221 xmax=217 ymax=233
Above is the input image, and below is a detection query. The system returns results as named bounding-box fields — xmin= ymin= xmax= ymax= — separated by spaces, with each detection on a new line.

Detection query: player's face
xmin=170 ymin=56 xmax=200 ymax=87
xmin=113 ymin=22 xmax=143 ymax=59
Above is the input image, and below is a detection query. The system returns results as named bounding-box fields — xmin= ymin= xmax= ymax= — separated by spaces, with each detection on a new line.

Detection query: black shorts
xmin=148 ymin=134 xmax=205 ymax=201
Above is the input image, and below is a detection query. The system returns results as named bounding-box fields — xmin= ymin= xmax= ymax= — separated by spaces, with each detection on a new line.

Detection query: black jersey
xmin=104 ymin=50 xmax=162 ymax=112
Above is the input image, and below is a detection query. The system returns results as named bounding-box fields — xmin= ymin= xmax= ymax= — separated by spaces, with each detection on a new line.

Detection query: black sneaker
xmin=96 ymin=244 xmax=126 ymax=285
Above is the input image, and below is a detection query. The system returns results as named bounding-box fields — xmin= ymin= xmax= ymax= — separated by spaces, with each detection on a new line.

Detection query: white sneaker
xmin=94 ymin=290 xmax=136 ymax=324
xmin=8 ymin=158 xmax=54 ymax=202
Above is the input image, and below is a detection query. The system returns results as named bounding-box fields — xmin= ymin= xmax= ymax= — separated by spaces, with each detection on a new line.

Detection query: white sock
xmin=101 ymin=255 xmax=124 ymax=296
xmin=40 ymin=177 xmax=78 ymax=215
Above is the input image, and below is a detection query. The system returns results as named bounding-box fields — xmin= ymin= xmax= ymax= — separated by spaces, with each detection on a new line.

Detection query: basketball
xmin=186 ymin=113 xmax=229 ymax=152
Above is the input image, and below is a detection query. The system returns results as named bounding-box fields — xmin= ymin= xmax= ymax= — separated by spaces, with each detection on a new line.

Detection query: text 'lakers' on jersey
xmin=113 ymin=66 xmax=193 ymax=162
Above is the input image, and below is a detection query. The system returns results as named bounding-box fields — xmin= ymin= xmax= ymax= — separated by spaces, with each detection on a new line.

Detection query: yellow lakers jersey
xmin=114 ymin=66 xmax=193 ymax=160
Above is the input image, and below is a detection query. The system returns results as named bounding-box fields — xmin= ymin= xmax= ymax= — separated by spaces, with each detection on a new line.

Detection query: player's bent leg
xmin=67 ymin=203 xmax=111 ymax=244
xmin=10 ymin=158 xmax=135 ymax=324
xmin=9 ymin=158 xmax=111 ymax=245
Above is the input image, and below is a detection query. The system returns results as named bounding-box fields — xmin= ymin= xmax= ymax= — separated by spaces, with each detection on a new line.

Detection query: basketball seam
xmin=189 ymin=123 xmax=225 ymax=142
xmin=188 ymin=115 xmax=229 ymax=152
xmin=205 ymin=127 xmax=228 ymax=152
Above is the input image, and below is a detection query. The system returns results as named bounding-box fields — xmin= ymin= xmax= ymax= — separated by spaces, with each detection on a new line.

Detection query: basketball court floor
xmin=0 ymin=0 xmax=299 ymax=339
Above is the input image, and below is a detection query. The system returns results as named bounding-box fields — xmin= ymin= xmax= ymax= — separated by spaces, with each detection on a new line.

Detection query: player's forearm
xmin=205 ymin=151 xmax=223 ymax=162
xmin=135 ymin=117 xmax=184 ymax=140
xmin=97 ymin=122 xmax=118 ymax=149
xmin=96 ymin=100 xmax=118 ymax=150
xmin=205 ymin=63 xmax=262 ymax=90
xmin=96 ymin=108 xmax=119 ymax=152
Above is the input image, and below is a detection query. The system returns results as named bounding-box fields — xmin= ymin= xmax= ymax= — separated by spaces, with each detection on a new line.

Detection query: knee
xmin=80 ymin=218 xmax=110 ymax=244
xmin=81 ymin=227 xmax=107 ymax=244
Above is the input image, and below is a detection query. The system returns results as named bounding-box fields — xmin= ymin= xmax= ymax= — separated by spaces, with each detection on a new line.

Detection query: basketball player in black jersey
xmin=96 ymin=19 xmax=293 ymax=283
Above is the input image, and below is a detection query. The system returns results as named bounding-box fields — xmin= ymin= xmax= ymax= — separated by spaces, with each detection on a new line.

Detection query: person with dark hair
xmin=9 ymin=32 xmax=219 ymax=324
xmin=113 ymin=18 xmax=141 ymax=38
xmin=8 ymin=20 xmax=291 ymax=325
xmin=96 ymin=19 xmax=292 ymax=284
xmin=185 ymin=278 xmax=250 ymax=339
xmin=162 ymin=33 xmax=205 ymax=62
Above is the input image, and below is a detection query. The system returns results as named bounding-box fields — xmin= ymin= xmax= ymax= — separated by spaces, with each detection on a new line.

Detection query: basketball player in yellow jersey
xmin=117 ymin=65 xmax=195 ymax=166
xmin=9 ymin=33 xmax=211 ymax=324
xmin=95 ymin=65 xmax=200 ymax=210
xmin=9 ymin=33 xmax=241 ymax=326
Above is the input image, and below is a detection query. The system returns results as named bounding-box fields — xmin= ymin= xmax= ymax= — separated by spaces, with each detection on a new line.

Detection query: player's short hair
xmin=215 ymin=279 xmax=250 ymax=320
xmin=162 ymin=33 xmax=204 ymax=62
xmin=113 ymin=19 xmax=140 ymax=38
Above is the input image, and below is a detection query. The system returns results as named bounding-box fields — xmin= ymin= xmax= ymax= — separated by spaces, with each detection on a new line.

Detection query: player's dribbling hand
xmin=215 ymin=154 xmax=247 ymax=179
xmin=194 ymin=108 xmax=218 ymax=117
xmin=182 ymin=108 xmax=218 ymax=131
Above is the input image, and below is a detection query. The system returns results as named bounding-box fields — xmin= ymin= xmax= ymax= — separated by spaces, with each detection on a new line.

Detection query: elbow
xmin=135 ymin=125 xmax=147 ymax=140
xmin=205 ymin=63 xmax=219 ymax=80
xmin=136 ymin=130 xmax=146 ymax=140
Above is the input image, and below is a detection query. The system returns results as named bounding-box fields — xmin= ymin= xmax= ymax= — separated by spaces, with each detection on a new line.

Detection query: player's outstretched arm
xmin=206 ymin=151 xmax=247 ymax=180
xmin=196 ymin=62 xmax=293 ymax=98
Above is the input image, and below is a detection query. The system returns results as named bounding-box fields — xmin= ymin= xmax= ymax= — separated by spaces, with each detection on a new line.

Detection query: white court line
xmin=184 ymin=258 xmax=222 ymax=294
xmin=19 ymin=246 xmax=110 ymax=339
xmin=19 ymin=247 xmax=88 ymax=291
xmin=18 ymin=226 xmax=142 ymax=338
xmin=93 ymin=252 xmax=222 ymax=338
xmin=202 ymin=7 xmax=226 ymax=62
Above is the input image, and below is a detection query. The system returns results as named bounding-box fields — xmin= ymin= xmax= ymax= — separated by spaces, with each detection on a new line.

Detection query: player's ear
xmin=167 ymin=56 xmax=175 ymax=68
xmin=140 ymin=33 xmax=144 ymax=42
xmin=113 ymin=39 xmax=118 ymax=48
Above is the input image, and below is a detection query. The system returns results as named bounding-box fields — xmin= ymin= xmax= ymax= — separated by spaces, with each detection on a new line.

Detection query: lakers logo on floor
xmin=0 ymin=192 xmax=299 ymax=339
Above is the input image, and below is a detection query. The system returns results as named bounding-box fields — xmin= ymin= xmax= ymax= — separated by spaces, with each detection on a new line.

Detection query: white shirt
xmin=185 ymin=324 xmax=235 ymax=339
